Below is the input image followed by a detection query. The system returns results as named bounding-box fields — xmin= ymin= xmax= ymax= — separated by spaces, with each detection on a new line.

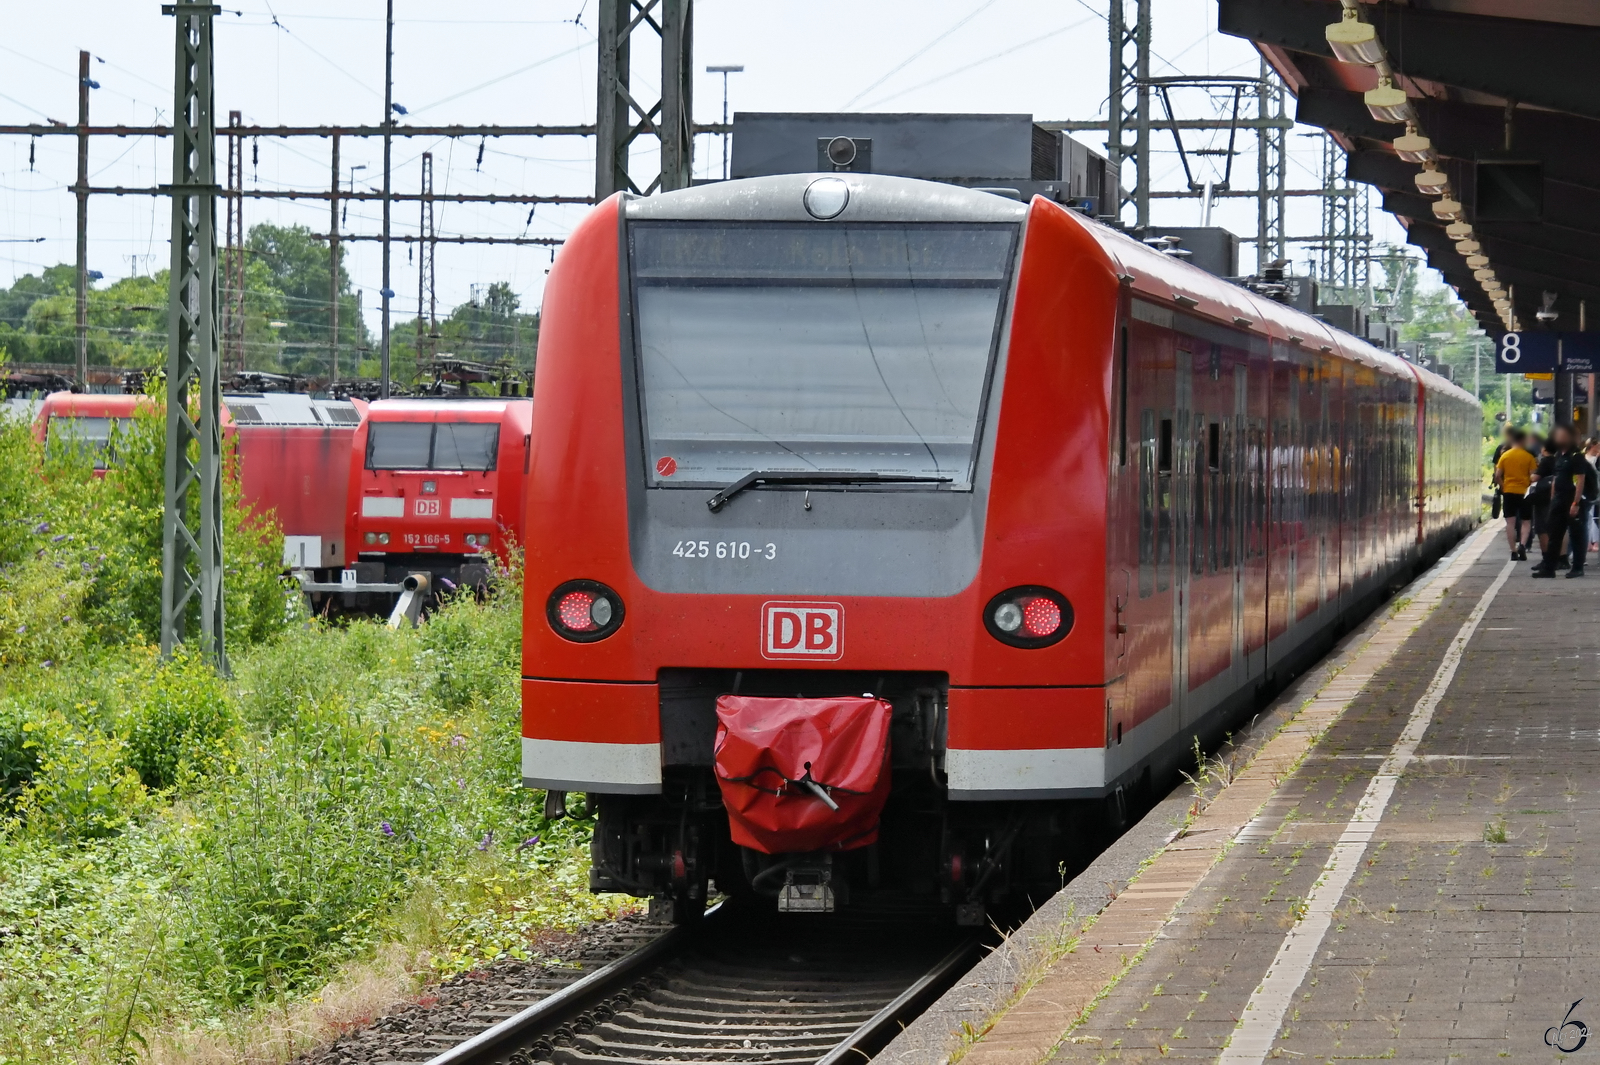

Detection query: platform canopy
xmin=1219 ymin=0 xmax=1600 ymax=335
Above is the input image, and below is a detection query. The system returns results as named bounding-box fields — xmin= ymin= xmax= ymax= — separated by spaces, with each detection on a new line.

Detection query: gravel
xmin=292 ymin=916 xmax=663 ymax=1065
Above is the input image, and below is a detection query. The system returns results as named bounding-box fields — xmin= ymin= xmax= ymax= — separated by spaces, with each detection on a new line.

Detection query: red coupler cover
xmin=713 ymin=695 xmax=893 ymax=855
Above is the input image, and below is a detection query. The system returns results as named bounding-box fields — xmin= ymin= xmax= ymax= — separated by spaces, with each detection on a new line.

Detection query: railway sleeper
xmin=558 ymin=1038 xmax=830 ymax=1064
xmin=592 ymin=1021 xmax=867 ymax=1047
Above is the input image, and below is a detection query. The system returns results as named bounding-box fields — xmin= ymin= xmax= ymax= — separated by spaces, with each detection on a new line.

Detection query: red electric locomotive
xmin=33 ymin=393 xmax=154 ymax=474
xmin=38 ymin=391 xmax=364 ymax=560
xmin=521 ymin=174 xmax=1479 ymax=921
xmin=337 ymin=397 xmax=532 ymax=602
xmin=222 ymin=392 xmax=366 ymax=570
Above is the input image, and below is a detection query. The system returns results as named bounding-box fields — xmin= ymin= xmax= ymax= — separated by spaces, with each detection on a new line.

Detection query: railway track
xmin=422 ymin=906 xmax=984 ymax=1065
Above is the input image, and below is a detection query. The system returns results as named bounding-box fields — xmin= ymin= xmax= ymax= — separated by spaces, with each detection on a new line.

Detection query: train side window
xmin=1158 ymin=418 xmax=1173 ymax=473
xmin=1139 ymin=408 xmax=1155 ymax=598
xmin=1207 ymin=421 xmax=1220 ymax=472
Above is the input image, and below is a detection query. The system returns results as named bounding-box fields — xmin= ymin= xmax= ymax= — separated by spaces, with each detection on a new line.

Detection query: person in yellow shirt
xmin=1495 ymin=428 xmax=1538 ymax=561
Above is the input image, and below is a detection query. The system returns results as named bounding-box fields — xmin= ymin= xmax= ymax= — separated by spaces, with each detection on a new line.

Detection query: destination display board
xmin=1495 ymin=332 xmax=1600 ymax=374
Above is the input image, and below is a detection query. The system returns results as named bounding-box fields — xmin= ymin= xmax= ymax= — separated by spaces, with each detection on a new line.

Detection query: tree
xmin=392 ymin=280 xmax=538 ymax=387
xmin=244 ymin=223 xmax=369 ymax=376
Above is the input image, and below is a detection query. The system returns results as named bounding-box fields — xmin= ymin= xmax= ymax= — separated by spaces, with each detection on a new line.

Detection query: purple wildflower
xmin=380 ymin=821 xmax=395 ymax=837
xmin=449 ymin=733 xmax=468 ymax=748
xmin=517 ymin=836 xmax=541 ymax=851
xmin=476 ymin=831 xmax=495 ymax=851
xmin=32 ymin=522 xmax=48 ymax=534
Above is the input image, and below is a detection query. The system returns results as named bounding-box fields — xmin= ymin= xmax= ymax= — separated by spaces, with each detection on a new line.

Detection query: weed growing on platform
xmin=0 ymin=413 xmax=633 ymax=1065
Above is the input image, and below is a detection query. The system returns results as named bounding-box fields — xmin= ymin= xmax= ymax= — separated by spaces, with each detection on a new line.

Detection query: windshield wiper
xmin=706 ymin=470 xmax=952 ymax=512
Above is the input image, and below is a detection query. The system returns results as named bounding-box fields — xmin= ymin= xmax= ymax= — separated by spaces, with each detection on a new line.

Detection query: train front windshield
xmin=630 ymin=222 xmax=1017 ymax=490
xmin=46 ymin=415 xmax=115 ymax=469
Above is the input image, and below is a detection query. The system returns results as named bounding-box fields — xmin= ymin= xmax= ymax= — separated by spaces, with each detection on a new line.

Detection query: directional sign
xmin=1496 ymin=332 xmax=1600 ymax=374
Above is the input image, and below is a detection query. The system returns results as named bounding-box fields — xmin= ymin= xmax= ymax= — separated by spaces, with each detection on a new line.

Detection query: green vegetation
xmin=0 ymin=407 xmax=624 ymax=1064
xmin=0 ymin=225 xmax=536 ymax=383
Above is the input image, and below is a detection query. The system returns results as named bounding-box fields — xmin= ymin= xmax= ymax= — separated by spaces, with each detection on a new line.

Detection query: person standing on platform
xmin=1586 ymin=438 xmax=1600 ymax=556
xmin=1528 ymin=434 xmax=1557 ymax=560
xmin=1533 ymin=426 xmax=1597 ymax=578
xmin=1494 ymin=428 xmax=1537 ymax=561
xmin=1490 ymin=424 xmax=1516 ymax=521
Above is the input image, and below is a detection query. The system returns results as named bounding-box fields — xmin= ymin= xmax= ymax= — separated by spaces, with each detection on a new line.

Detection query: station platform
xmin=887 ymin=522 xmax=1597 ymax=1064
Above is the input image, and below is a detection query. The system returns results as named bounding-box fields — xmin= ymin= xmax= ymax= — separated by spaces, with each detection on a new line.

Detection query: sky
xmin=0 ymin=0 xmax=1420 ymax=348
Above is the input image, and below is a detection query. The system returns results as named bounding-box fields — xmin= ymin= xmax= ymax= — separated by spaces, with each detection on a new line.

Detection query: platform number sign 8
xmin=1501 ymin=332 xmax=1522 ymax=365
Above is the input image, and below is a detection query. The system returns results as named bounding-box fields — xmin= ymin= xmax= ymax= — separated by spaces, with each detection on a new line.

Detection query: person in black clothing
xmin=1533 ymin=425 xmax=1598 ymax=578
xmin=1528 ymin=434 xmax=1557 ymax=559
xmin=1490 ymin=425 xmax=1516 ymax=520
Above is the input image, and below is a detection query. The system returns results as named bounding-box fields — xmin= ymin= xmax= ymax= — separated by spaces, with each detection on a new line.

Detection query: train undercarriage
xmin=575 ymin=669 xmax=1139 ymax=925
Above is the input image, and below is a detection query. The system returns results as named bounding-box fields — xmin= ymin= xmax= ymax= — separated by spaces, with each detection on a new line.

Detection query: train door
xmin=1266 ymin=349 xmax=1292 ymax=653
xmin=1317 ymin=368 xmax=1331 ymax=615
xmin=1173 ymin=351 xmax=1195 ymax=726
xmin=1232 ymin=364 xmax=1248 ymax=679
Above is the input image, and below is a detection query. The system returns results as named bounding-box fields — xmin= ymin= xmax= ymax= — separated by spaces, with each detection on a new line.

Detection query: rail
xmin=417 ymin=903 xmax=985 ymax=1065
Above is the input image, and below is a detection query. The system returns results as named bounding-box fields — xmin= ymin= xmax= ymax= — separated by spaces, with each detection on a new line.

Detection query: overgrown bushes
xmin=0 ymin=408 xmax=627 ymax=1064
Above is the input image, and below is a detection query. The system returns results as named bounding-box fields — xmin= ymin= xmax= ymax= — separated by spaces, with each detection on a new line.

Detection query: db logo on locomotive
xmin=761 ymin=601 xmax=843 ymax=661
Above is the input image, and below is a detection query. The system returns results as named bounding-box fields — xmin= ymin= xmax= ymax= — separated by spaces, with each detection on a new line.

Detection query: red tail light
xmin=1020 ymin=596 xmax=1062 ymax=637
xmin=557 ymin=591 xmax=597 ymax=631
xmin=984 ymin=586 xmax=1072 ymax=648
xmin=547 ymin=580 xmax=625 ymax=642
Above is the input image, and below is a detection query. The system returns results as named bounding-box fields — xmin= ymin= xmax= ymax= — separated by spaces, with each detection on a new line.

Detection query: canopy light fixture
xmin=1445 ymin=221 xmax=1474 ymax=240
xmin=1465 ymin=254 xmax=1490 ymax=269
xmin=1326 ymin=7 xmax=1386 ymax=65
xmin=1474 ymin=268 xmax=1496 ymax=283
xmin=1394 ymin=125 xmax=1436 ymax=164
xmin=1454 ymin=239 xmax=1481 ymax=255
xmin=1365 ymin=77 xmax=1415 ymax=124
xmin=1432 ymin=197 xmax=1464 ymax=221
xmin=1414 ymin=162 xmax=1450 ymax=195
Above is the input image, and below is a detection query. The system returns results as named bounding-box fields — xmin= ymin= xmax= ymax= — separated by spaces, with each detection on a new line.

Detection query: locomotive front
xmin=345 ymin=398 xmax=530 ymax=597
xmin=524 ymin=174 xmax=1122 ymax=921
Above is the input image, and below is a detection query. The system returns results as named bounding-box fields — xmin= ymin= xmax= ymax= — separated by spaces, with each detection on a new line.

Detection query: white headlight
xmin=803 ymin=177 xmax=850 ymax=220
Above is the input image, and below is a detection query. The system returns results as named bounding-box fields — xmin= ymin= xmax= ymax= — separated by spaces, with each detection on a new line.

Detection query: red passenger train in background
xmin=34 ymin=391 xmax=365 ymax=570
xmin=521 ymin=173 xmax=1479 ymax=922
xmin=37 ymin=390 xmax=535 ymax=615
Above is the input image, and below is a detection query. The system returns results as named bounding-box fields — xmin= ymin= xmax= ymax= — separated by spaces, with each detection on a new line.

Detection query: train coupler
xmin=776 ymin=857 xmax=835 ymax=913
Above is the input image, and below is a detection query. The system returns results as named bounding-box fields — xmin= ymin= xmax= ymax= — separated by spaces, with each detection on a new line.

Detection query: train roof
xmin=223 ymin=392 xmax=363 ymax=427
xmin=366 ymin=397 xmax=530 ymax=418
xmin=626 ymin=174 xmax=1475 ymax=410
xmin=1064 ymin=203 xmax=1478 ymax=409
xmin=37 ymin=392 xmax=153 ymax=417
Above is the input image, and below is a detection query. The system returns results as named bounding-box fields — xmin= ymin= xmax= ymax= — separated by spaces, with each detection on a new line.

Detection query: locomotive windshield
xmin=366 ymin=421 xmax=499 ymax=471
xmin=629 ymin=221 xmax=1017 ymax=490
xmin=46 ymin=415 xmax=116 ymax=470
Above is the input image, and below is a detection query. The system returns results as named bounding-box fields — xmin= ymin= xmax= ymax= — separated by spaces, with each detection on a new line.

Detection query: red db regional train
xmin=332 ymin=397 xmax=533 ymax=604
xmin=521 ymin=174 xmax=1479 ymax=922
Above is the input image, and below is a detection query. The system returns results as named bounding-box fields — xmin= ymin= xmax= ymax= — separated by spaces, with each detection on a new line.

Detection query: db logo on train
xmin=761 ymin=601 xmax=843 ymax=661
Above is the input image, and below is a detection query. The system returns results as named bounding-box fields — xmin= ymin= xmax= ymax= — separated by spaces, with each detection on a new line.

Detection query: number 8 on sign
xmin=1501 ymin=332 xmax=1521 ymax=365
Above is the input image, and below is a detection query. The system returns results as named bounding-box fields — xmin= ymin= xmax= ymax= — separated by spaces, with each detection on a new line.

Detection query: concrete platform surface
xmin=944 ymin=523 xmax=1600 ymax=1064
